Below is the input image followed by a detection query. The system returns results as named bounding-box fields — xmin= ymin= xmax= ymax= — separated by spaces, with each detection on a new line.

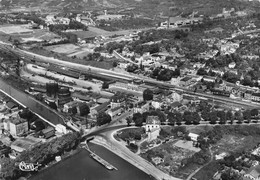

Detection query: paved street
xmin=93 ymin=130 xmax=182 ymax=180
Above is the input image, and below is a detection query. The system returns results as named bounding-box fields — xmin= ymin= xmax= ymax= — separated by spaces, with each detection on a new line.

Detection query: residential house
xmin=151 ymin=100 xmax=163 ymax=109
xmin=63 ymin=101 xmax=78 ymax=113
xmin=251 ymin=93 xmax=260 ymax=103
xmin=10 ymin=136 xmax=42 ymax=153
xmin=171 ymin=77 xmax=181 ymax=86
xmin=229 ymin=62 xmax=236 ymax=69
xmin=41 ymin=127 xmax=55 ymax=139
xmin=107 ymin=106 xmax=122 ymax=117
xmin=188 ymin=133 xmax=199 ymax=142
xmin=169 ymin=91 xmax=183 ymax=102
xmin=244 ymin=90 xmax=254 ymax=100
xmin=170 ymin=101 xmax=182 ymax=111
xmin=110 ymin=95 xmax=126 ymax=109
xmin=211 ymin=68 xmax=225 ymax=77
xmin=90 ymin=102 xmax=110 ymax=117
xmin=145 ymin=116 xmax=161 ymax=142
xmin=4 ymin=116 xmax=28 ymax=136
xmin=71 ymin=92 xmax=91 ymax=102
xmin=180 ymin=77 xmax=193 ymax=87
xmin=133 ymin=101 xmax=149 ymax=113
xmin=243 ymin=165 xmax=260 ymax=180
xmin=5 ymin=101 xmax=18 ymax=111
xmin=203 ymin=76 xmax=216 ymax=83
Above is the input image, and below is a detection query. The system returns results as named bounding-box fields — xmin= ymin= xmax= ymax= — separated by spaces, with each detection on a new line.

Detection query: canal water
xmin=30 ymin=143 xmax=154 ymax=180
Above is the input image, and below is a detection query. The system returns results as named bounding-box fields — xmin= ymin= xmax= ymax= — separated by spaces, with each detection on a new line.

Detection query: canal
xmin=0 ymin=78 xmax=65 ymax=125
xmin=30 ymin=143 xmax=154 ymax=180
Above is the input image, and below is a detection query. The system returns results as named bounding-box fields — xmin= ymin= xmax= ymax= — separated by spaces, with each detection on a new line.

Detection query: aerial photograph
xmin=1 ymin=0 xmax=260 ymax=180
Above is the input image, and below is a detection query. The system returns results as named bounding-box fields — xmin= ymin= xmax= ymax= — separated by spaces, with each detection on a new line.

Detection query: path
xmin=186 ymin=146 xmax=213 ymax=180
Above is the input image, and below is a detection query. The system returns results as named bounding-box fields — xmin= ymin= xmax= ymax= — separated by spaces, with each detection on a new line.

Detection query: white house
xmin=188 ymin=133 xmax=199 ymax=142
xmin=151 ymin=101 xmax=163 ymax=109
xmin=228 ymin=62 xmax=236 ymax=69
xmin=145 ymin=116 xmax=161 ymax=142
xmin=171 ymin=77 xmax=181 ymax=86
xmin=244 ymin=165 xmax=260 ymax=180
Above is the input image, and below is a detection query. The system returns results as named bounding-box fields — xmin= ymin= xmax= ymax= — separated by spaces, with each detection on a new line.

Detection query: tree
xmin=183 ymin=111 xmax=193 ymax=125
xmin=193 ymin=112 xmax=201 ymax=125
xmin=112 ymin=61 xmax=118 ymax=67
xmin=167 ymin=112 xmax=176 ymax=125
xmin=235 ymin=111 xmax=243 ymax=124
xmin=96 ymin=112 xmax=112 ymax=126
xmin=126 ymin=117 xmax=132 ymax=126
xmin=226 ymin=110 xmax=234 ymax=123
xmin=251 ymin=109 xmax=259 ymax=117
xmin=143 ymin=89 xmax=153 ymax=101
xmin=197 ymin=68 xmax=208 ymax=76
xmin=133 ymin=113 xmax=143 ymax=126
xmin=78 ymin=103 xmax=90 ymax=116
xmin=175 ymin=112 xmax=183 ymax=125
xmin=209 ymin=111 xmax=218 ymax=124
xmin=243 ymin=109 xmax=251 ymax=123
xmin=218 ymin=111 xmax=226 ymax=124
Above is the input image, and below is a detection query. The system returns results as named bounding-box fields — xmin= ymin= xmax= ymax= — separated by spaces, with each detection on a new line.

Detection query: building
xmin=188 ymin=133 xmax=199 ymax=142
xmin=169 ymin=91 xmax=182 ymax=102
xmin=11 ymin=136 xmax=42 ymax=153
xmin=151 ymin=101 xmax=163 ymax=109
xmin=244 ymin=90 xmax=254 ymax=100
xmin=163 ymin=16 xmax=202 ymax=28
xmin=4 ymin=117 xmax=28 ymax=136
xmin=63 ymin=101 xmax=78 ymax=113
xmin=110 ymin=95 xmax=126 ymax=109
xmin=5 ymin=101 xmax=18 ymax=111
xmin=145 ymin=116 xmax=161 ymax=132
xmin=41 ymin=127 xmax=55 ymax=139
xmin=243 ymin=165 xmax=260 ymax=180
xmin=90 ymin=102 xmax=110 ymax=117
xmin=251 ymin=93 xmax=260 ymax=103
xmin=228 ymin=62 xmax=236 ymax=69
xmin=203 ymin=76 xmax=216 ymax=83
xmin=145 ymin=116 xmax=161 ymax=142
xmin=171 ymin=77 xmax=181 ymax=86
xmin=133 ymin=101 xmax=149 ymax=113
xmin=107 ymin=106 xmax=122 ymax=117
xmin=180 ymin=77 xmax=193 ymax=86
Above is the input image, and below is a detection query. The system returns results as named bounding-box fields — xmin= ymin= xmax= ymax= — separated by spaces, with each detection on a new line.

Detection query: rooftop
xmin=146 ymin=116 xmax=160 ymax=125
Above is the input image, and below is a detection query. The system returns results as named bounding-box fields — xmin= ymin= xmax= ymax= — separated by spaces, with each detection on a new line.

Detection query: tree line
xmin=0 ymin=131 xmax=82 ymax=180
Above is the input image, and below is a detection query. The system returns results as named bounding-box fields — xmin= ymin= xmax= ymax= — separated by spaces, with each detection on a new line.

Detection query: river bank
xmin=29 ymin=143 xmax=154 ymax=180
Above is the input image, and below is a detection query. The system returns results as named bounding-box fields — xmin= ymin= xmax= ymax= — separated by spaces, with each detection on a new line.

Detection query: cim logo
xmin=18 ymin=161 xmax=41 ymax=172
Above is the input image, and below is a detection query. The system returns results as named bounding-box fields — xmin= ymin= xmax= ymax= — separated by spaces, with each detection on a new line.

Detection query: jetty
xmin=81 ymin=142 xmax=118 ymax=171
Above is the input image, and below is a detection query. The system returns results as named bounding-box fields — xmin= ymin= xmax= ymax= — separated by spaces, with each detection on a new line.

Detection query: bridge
xmin=112 ymin=50 xmax=139 ymax=65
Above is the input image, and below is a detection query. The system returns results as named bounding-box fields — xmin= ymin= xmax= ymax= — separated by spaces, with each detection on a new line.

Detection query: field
xmin=45 ymin=44 xmax=80 ymax=54
xmin=212 ymin=134 xmax=260 ymax=154
xmin=0 ymin=25 xmax=33 ymax=34
xmin=141 ymin=139 xmax=200 ymax=179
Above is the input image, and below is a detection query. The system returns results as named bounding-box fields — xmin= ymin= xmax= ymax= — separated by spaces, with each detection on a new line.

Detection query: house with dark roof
xmin=243 ymin=165 xmax=260 ymax=180
xmin=107 ymin=106 xmax=122 ymax=117
xmin=145 ymin=116 xmax=160 ymax=132
xmin=5 ymin=101 xmax=18 ymax=110
xmin=251 ymin=93 xmax=260 ymax=103
xmin=90 ymin=102 xmax=110 ymax=117
xmin=41 ymin=127 xmax=55 ymax=139
xmin=180 ymin=77 xmax=193 ymax=86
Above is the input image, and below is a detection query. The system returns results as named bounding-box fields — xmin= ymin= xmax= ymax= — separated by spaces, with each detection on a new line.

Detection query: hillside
xmin=1 ymin=0 xmax=259 ymax=18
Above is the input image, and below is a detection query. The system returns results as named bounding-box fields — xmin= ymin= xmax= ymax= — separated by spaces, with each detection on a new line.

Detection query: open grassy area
xmin=29 ymin=47 xmax=113 ymax=70
xmin=141 ymin=139 xmax=199 ymax=179
xmin=193 ymin=160 xmax=220 ymax=180
xmin=212 ymin=134 xmax=260 ymax=155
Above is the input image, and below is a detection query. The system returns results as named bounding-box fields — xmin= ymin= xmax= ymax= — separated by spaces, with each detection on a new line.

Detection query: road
xmin=93 ymin=129 xmax=182 ymax=180
xmin=24 ymin=63 xmax=102 ymax=92
xmin=0 ymin=43 xmax=259 ymax=108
